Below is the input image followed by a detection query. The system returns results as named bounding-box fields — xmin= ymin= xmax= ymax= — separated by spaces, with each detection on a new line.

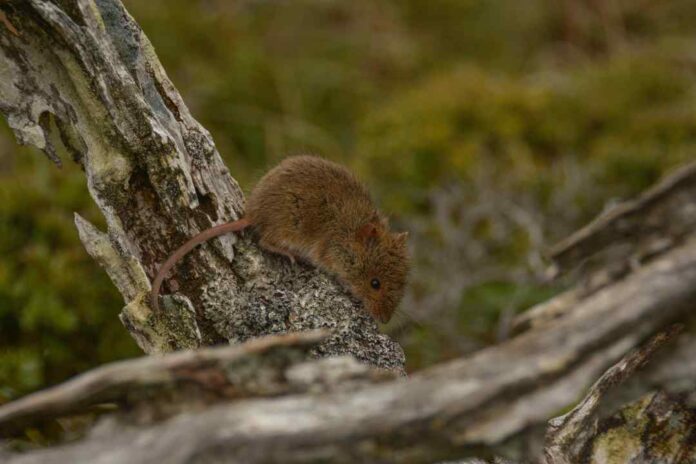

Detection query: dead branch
xmin=0 ymin=331 xmax=354 ymax=437
xmin=549 ymin=161 xmax=696 ymax=276
xmin=514 ymin=161 xmax=696 ymax=334
xmin=2 ymin=234 xmax=695 ymax=462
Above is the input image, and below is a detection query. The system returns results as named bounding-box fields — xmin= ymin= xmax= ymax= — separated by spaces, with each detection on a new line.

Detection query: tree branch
xmin=2 ymin=234 xmax=695 ymax=462
xmin=549 ymin=161 xmax=696 ymax=277
xmin=0 ymin=331 xmax=353 ymax=437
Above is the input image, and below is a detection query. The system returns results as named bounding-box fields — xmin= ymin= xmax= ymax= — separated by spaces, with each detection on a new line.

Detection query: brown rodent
xmin=151 ymin=155 xmax=410 ymax=323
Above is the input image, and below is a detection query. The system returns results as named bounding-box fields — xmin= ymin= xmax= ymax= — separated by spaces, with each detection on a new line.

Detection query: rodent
xmin=151 ymin=155 xmax=410 ymax=323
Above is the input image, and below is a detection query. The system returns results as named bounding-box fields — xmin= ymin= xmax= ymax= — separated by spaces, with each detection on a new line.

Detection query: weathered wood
xmin=514 ymin=161 xmax=696 ymax=334
xmin=2 ymin=1 xmax=696 ymax=463
xmin=544 ymin=326 xmax=682 ymax=464
xmin=0 ymin=331 xmax=346 ymax=437
xmin=549 ymin=161 xmax=696 ymax=276
xmin=586 ymin=390 xmax=696 ymax=463
xmin=0 ymin=0 xmax=404 ymax=372
xmin=3 ymin=236 xmax=696 ymax=463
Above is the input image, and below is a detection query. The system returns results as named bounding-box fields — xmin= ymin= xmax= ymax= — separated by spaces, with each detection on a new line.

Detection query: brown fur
xmin=152 ymin=155 xmax=410 ymax=323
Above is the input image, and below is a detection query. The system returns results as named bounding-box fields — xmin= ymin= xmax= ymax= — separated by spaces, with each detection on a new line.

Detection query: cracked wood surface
xmin=0 ymin=331 xmax=349 ymax=436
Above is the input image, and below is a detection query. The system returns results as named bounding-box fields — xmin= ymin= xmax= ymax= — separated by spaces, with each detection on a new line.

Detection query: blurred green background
xmin=1 ymin=0 xmax=693 ymax=402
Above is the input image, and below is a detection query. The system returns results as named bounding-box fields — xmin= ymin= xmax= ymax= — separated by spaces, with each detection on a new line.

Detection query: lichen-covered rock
xmin=203 ymin=237 xmax=405 ymax=374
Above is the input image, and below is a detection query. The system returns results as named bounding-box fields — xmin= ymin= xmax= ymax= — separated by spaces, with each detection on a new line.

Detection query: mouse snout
xmin=366 ymin=301 xmax=391 ymax=324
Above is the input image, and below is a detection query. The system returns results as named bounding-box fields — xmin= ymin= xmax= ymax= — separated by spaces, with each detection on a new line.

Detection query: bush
xmin=0 ymin=138 xmax=139 ymax=402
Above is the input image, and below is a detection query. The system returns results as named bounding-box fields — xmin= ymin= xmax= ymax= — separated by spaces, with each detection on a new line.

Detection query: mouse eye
xmin=370 ymin=278 xmax=380 ymax=290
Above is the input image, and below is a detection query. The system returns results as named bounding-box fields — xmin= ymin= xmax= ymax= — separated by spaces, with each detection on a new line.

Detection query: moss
xmin=590 ymin=392 xmax=696 ymax=462
xmin=592 ymin=427 xmax=642 ymax=463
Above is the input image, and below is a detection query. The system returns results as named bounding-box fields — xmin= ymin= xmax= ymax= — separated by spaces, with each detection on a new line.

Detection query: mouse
xmin=151 ymin=155 xmax=410 ymax=323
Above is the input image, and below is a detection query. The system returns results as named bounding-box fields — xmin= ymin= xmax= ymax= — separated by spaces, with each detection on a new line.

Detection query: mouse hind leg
xmin=258 ymin=237 xmax=300 ymax=265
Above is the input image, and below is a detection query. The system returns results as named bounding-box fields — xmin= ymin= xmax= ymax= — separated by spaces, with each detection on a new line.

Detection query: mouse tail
xmin=150 ymin=217 xmax=251 ymax=312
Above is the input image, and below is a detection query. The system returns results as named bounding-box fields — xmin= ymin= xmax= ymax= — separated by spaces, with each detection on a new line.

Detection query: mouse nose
xmin=379 ymin=312 xmax=391 ymax=324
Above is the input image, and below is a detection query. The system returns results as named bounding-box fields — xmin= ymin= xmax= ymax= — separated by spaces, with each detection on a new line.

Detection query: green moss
xmin=592 ymin=427 xmax=641 ymax=463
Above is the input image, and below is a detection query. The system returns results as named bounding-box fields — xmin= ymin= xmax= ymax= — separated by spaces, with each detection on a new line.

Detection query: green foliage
xmin=0 ymin=140 xmax=139 ymax=403
xmin=358 ymin=52 xmax=693 ymax=213
xmin=402 ymin=281 xmax=559 ymax=367
xmin=127 ymin=0 xmax=417 ymax=183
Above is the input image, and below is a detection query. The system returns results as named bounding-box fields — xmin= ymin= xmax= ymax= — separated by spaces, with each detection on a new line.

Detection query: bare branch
xmin=549 ymin=161 xmax=696 ymax=276
xmin=0 ymin=331 xmax=340 ymax=437
xmin=3 ymin=235 xmax=695 ymax=462
xmin=514 ymin=161 xmax=696 ymax=334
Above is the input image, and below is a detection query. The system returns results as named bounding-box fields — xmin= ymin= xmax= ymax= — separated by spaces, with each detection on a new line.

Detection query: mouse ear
xmin=394 ymin=231 xmax=409 ymax=246
xmin=357 ymin=222 xmax=380 ymax=246
xmin=369 ymin=212 xmax=389 ymax=229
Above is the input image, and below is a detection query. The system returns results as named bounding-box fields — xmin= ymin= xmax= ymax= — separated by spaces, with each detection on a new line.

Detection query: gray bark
xmin=1 ymin=234 xmax=695 ymax=462
xmin=0 ymin=0 xmax=404 ymax=372
xmin=549 ymin=162 xmax=696 ymax=277
xmin=514 ymin=161 xmax=696 ymax=334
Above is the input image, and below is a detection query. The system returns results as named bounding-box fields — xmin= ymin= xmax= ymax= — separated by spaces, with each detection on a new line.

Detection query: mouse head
xmin=346 ymin=221 xmax=410 ymax=323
